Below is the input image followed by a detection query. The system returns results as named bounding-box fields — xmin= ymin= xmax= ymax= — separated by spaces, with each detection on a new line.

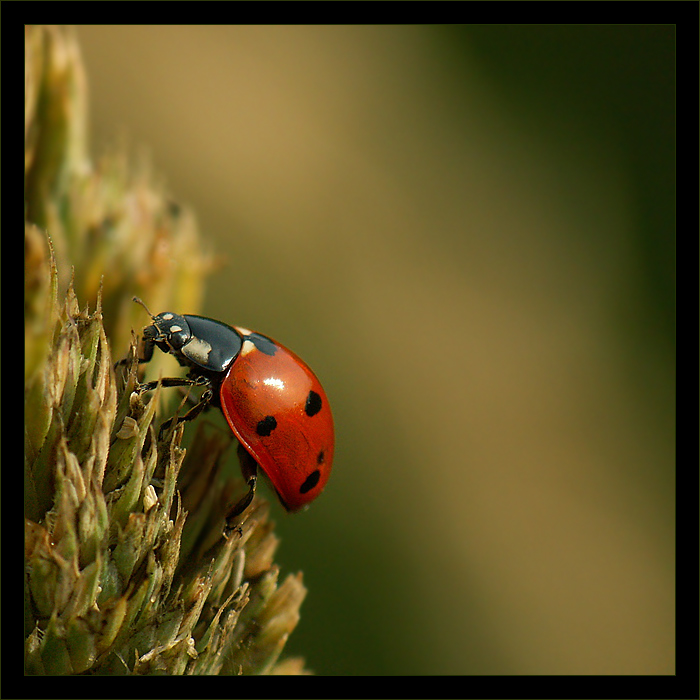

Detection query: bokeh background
xmin=76 ymin=25 xmax=674 ymax=675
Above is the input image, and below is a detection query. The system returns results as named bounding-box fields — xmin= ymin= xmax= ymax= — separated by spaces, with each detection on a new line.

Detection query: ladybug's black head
xmin=147 ymin=312 xmax=191 ymax=351
xmin=133 ymin=298 xmax=192 ymax=360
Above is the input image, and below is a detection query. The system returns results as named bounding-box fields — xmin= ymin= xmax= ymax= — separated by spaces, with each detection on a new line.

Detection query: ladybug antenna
xmin=132 ymin=296 xmax=155 ymax=319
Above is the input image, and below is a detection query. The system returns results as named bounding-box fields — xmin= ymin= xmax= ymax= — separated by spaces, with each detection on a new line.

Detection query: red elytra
xmin=220 ymin=329 xmax=334 ymax=512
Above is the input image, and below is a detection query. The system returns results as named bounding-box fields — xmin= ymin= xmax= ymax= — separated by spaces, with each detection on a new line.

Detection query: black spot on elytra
xmin=249 ymin=333 xmax=277 ymax=356
xmin=305 ymin=390 xmax=322 ymax=417
xmin=317 ymin=450 xmax=325 ymax=465
xmin=256 ymin=415 xmax=277 ymax=436
xmin=299 ymin=469 xmax=321 ymax=494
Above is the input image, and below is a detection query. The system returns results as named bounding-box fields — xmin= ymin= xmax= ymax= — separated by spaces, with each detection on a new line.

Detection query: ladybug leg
xmin=114 ymin=328 xmax=157 ymax=370
xmin=134 ymin=376 xmax=213 ymax=440
xmin=136 ymin=376 xmax=208 ymax=394
xmin=225 ymin=444 xmax=258 ymax=525
xmin=157 ymin=386 xmax=214 ymax=440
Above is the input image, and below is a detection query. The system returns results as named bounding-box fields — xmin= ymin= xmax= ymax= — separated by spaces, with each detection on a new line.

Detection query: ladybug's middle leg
xmin=136 ymin=376 xmax=209 ymax=394
xmin=156 ymin=387 xmax=215 ymax=440
xmin=136 ymin=376 xmax=213 ymax=440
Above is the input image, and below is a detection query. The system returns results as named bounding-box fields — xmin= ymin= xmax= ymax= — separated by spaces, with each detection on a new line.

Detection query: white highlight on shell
xmin=263 ymin=377 xmax=285 ymax=390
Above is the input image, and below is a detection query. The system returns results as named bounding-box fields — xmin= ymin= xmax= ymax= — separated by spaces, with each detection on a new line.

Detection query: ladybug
xmin=129 ymin=298 xmax=334 ymax=519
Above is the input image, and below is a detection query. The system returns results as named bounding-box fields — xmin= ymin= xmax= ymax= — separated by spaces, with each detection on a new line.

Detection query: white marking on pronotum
xmin=240 ymin=339 xmax=257 ymax=357
xmin=184 ymin=337 xmax=213 ymax=364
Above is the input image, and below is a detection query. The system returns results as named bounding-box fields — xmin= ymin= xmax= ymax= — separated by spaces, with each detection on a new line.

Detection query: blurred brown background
xmin=77 ymin=25 xmax=674 ymax=675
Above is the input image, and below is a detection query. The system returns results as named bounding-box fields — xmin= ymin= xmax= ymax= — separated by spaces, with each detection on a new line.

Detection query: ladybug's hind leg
xmin=225 ymin=444 xmax=258 ymax=527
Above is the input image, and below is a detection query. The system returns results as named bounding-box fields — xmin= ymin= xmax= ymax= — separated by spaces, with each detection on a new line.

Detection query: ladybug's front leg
xmin=114 ymin=326 xmax=158 ymax=371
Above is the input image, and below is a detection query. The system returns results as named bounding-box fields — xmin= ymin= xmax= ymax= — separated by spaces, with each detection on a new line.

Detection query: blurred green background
xmin=77 ymin=25 xmax=674 ymax=675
